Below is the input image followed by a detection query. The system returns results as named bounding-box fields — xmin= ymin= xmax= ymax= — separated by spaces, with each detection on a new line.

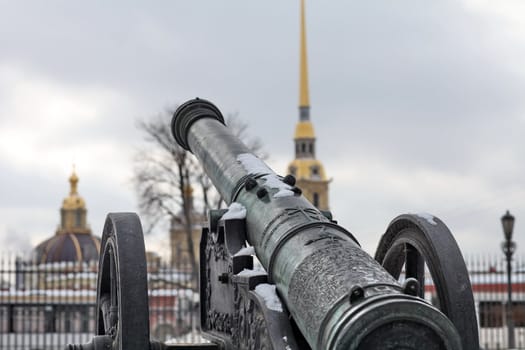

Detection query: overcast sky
xmin=1 ymin=1 xmax=524 ymax=259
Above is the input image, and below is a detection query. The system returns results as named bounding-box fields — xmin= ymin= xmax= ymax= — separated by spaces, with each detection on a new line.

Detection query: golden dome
xmin=62 ymin=170 xmax=86 ymax=210
xmin=287 ymin=158 xmax=327 ymax=181
xmin=294 ymin=121 xmax=315 ymax=139
xmin=32 ymin=166 xmax=98 ymax=265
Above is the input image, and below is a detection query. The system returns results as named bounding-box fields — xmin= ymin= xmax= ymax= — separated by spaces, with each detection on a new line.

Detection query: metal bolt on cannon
xmin=67 ymin=98 xmax=479 ymax=350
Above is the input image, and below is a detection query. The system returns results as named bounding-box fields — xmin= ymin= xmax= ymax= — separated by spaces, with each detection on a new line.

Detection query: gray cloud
xmin=0 ymin=1 xmax=524 ymax=257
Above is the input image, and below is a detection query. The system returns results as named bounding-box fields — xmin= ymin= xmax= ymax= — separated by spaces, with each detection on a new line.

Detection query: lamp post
xmin=501 ymin=210 xmax=516 ymax=349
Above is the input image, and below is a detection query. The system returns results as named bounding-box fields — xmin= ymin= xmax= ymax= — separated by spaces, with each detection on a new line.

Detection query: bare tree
xmin=134 ymin=107 xmax=264 ymax=286
xmin=134 ymin=112 xmax=199 ymax=283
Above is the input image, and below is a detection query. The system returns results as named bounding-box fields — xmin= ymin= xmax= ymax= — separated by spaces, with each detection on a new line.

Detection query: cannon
xmin=68 ymin=98 xmax=478 ymax=350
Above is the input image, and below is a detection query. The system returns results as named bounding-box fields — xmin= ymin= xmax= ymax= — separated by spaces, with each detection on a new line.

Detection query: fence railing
xmin=2 ymin=253 xmax=525 ymax=349
xmin=0 ymin=254 xmax=201 ymax=349
xmin=418 ymin=254 xmax=525 ymax=349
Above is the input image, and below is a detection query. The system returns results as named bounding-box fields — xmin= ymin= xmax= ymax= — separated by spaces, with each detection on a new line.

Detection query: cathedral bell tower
xmin=287 ymin=0 xmax=330 ymax=211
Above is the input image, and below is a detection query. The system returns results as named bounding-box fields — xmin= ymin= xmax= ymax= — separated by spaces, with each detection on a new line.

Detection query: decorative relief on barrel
xmin=288 ymin=239 xmax=400 ymax=339
xmin=260 ymin=206 xmax=328 ymax=252
xmin=285 ymin=207 xmax=324 ymax=221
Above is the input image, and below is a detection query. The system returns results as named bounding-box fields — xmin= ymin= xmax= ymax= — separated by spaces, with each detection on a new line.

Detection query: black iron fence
xmin=0 ymin=254 xmax=202 ymax=349
xmin=422 ymin=254 xmax=525 ymax=349
xmin=2 ymin=253 xmax=525 ymax=349
xmin=464 ymin=254 xmax=525 ymax=349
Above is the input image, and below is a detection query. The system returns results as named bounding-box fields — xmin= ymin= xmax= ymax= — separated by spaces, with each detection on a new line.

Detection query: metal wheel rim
xmin=375 ymin=214 xmax=479 ymax=350
xmin=96 ymin=213 xmax=150 ymax=350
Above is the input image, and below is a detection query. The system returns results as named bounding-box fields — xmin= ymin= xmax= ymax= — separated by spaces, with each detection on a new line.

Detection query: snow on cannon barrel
xmin=171 ymin=98 xmax=477 ymax=350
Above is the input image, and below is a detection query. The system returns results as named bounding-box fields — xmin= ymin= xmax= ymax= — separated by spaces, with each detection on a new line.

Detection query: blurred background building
xmin=0 ymin=171 xmax=198 ymax=348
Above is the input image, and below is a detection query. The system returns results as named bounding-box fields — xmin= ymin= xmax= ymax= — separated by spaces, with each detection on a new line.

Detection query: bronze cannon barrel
xmin=172 ymin=98 xmax=462 ymax=350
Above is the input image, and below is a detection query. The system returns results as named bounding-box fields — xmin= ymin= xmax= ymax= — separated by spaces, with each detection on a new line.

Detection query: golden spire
xmin=299 ymin=0 xmax=310 ymax=108
xmin=289 ymin=0 xmax=330 ymax=211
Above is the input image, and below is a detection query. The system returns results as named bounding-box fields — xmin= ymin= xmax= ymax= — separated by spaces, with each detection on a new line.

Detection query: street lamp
xmin=501 ymin=210 xmax=516 ymax=349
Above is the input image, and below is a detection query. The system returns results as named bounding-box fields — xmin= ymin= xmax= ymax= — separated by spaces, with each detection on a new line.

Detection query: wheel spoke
xmin=405 ymin=243 xmax=425 ymax=297
xmin=109 ymin=249 xmax=118 ymax=335
xmin=99 ymin=294 xmax=112 ymax=334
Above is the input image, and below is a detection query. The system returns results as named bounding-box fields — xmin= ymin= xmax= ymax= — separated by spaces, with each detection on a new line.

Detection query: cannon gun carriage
xmin=67 ymin=98 xmax=478 ymax=350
